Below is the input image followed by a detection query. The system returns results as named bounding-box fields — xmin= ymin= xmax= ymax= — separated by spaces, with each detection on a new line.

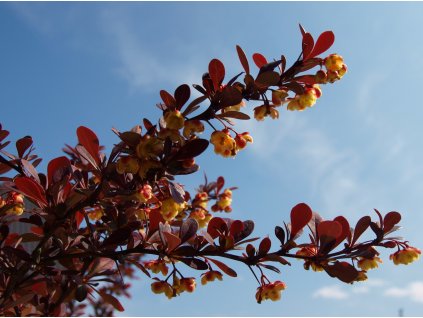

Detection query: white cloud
xmin=385 ymin=281 xmax=423 ymax=304
xmin=98 ymin=9 xmax=204 ymax=93
xmin=352 ymin=286 xmax=369 ymax=294
xmin=313 ymin=285 xmax=349 ymax=300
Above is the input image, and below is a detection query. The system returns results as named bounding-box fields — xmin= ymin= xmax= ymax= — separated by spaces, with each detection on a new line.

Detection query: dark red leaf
xmin=160 ymin=89 xmax=176 ymax=109
xmin=171 ymin=138 xmax=209 ymax=161
xmin=233 ymin=220 xmax=254 ymax=242
xmin=76 ymin=126 xmax=100 ymax=165
xmin=178 ymin=257 xmax=208 ymax=270
xmin=148 ymin=209 xmax=164 ymax=235
xmin=180 ymin=218 xmax=199 ymax=243
xmin=252 ymin=53 xmax=267 ymax=68
xmin=318 ymin=220 xmax=342 ymax=254
xmin=302 ymin=33 xmax=314 ymax=61
xmin=236 ymin=45 xmax=250 ymax=74
xmin=229 ymin=220 xmax=244 ymax=237
xmin=119 ymin=131 xmax=142 ymax=148
xmin=102 ymin=227 xmax=132 ymax=247
xmin=299 ymin=23 xmax=307 ymax=37
xmin=0 ymin=129 xmax=9 ymax=143
xmin=168 ymin=182 xmax=186 ymax=204
xmin=207 ymin=217 xmax=228 ymax=239
xmin=21 ymin=159 xmax=40 ymax=184
xmin=47 ymin=156 xmax=71 ymax=186
xmin=324 ymin=261 xmax=359 ymax=283
xmin=383 ymin=211 xmax=401 ymax=233
xmin=219 ymin=111 xmax=250 ymax=120
xmin=16 ymin=136 xmax=33 ymax=158
xmin=219 ymin=85 xmax=243 ymax=109
xmin=261 ymin=254 xmax=291 ymax=266
xmin=290 ymin=203 xmax=313 ymax=239
xmin=75 ymin=211 xmax=84 ymax=229
xmin=308 ymin=31 xmax=335 ymax=59
xmin=333 ymin=216 xmax=351 ymax=246
xmin=100 ymin=292 xmax=124 ymax=312
xmin=352 ymin=216 xmax=371 ymax=245
xmin=182 ymin=95 xmax=207 ymax=117
xmin=274 ymin=226 xmax=285 ymax=245
xmin=31 ymin=281 xmax=48 ymax=296
xmin=163 ymin=231 xmax=181 ymax=252
xmin=216 ymin=176 xmax=225 ymax=193
xmin=255 ymin=71 xmax=280 ymax=89
xmin=207 ymin=257 xmax=237 ymax=277
xmin=209 ymin=59 xmax=225 ymax=91
xmin=258 ymin=237 xmax=271 ymax=256
xmin=15 ymin=176 xmax=47 ymax=207
xmin=174 ymin=84 xmax=190 ymax=110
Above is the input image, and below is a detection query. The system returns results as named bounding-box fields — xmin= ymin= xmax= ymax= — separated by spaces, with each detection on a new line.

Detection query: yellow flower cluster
xmin=254 ymin=105 xmax=279 ymax=121
xmin=390 ymin=247 xmax=421 ymax=265
xmin=160 ymin=197 xmax=186 ymax=222
xmin=315 ymin=54 xmax=347 ymax=84
xmin=255 ymin=281 xmax=286 ymax=303
xmin=151 ymin=281 xmax=174 ymax=299
xmin=164 ymin=110 xmax=185 ymax=130
xmin=212 ymin=189 xmax=233 ymax=213
xmin=1 ymin=192 xmax=25 ymax=216
xmin=210 ymin=130 xmax=253 ymax=158
xmin=144 ymin=259 xmax=169 ymax=276
xmin=173 ymin=277 xmax=196 ymax=294
xmin=357 ymin=256 xmax=382 ymax=271
xmin=201 ymin=270 xmax=223 ymax=285
xmin=287 ymin=85 xmax=322 ymax=111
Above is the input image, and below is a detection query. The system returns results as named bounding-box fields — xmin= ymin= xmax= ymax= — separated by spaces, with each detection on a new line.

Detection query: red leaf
xmin=216 ymin=176 xmax=225 ymax=193
xmin=209 ymin=59 xmax=225 ymax=91
xmin=333 ymin=216 xmax=351 ymax=246
xmin=31 ymin=281 xmax=48 ymax=296
xmin=75 ymin=211 xmax=84 ymax=229
xmin=299 ymin=23 xmax=307 ymax=37
xmin=148 ymin=209 xmax=164 ymax=236
xmin=174 ymin=84 xmax=190 ymax=110
xmin=236 ymin=45 xmax=250 ymax=74
xmin=16 ymin=136 xmax=33 ymax=158
xmin=383 ymin=211 xmax=401 ymax=233
xmin=207 ymin=217 xmax=228 ymax=239
xmin=258 ymin=237 xmax=271 ymax=256
xmin=31 ymin=226 xmax=44 ymax=236
xmin=308 ymin=31 xmax=335 ymax=59
xmin=160 ymin=89 xmax=176 ymax=109
xmin=252 ymin=53 xmax=267 ymax=68
xmin=163 ymin=231 xmax=181 ymax=252
xmin=47 ymin=156 xmax=71 ymax=186
xmin=290 ymin=203 xmax=313 ymax=239
xmin=76 ymin=126 xmax=100 ymax=165
xmin=100 ymin=292 xmax=124 ymax=312
xmin=324 ymin=261 xmax=359 ymax=283
xmin=352 ymin=216 xmax=371 ymax=245
xmin=229 ymin=220 xmax=244 ymax=237
xmin=207 ymin=257 xmax=237 ymax=277
xmin=302 ymin=33 xmax=314 ymax=60
xmin=318 ymin=220 xmax=342 ymax=254
xmin=15 ymin=176 xmax=47 ymax=207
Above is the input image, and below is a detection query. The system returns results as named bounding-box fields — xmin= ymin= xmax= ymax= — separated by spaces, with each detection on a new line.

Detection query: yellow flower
xmin=223 ymin=100 xmax=246 ymax=112
xmin=164 ymin=110 xmax=185 ymax=130
xmin=134 ymin=184 xmax=153 ymax=203
xmin=272 ymin=90 xmax=288 ymax=106
xmin=160 ymin=198 xmax=186 ymax=222
xmin=390 ymin=247 xmax=421 ymax=265
xmin=210 ymin=130 xmax=236 ymax=158
xmin=136 ymin=135 xmax=164 ymax=159
xmin=192 ymin=192 xmax=208 ymax=210
xmin=145 ymin=259 xmax=169 ymax=276
xmin=254 ymin=105 xmax=279 ymax=121
xmin=255 ymin=281 xmax=286 ymax=303
xmin=189 ymin=209 xmax=212 ymax=228
xmin=138 ymin=160 xmax=162 ymax=179
xmin=88 ymin=206 xmax=104 ymax=221
xmin=355 ymin=271 xmax=368 ymax=282
xmin=324 ymin=54 xmax=344 ymax=72
xmin=357 ymin=257 xmax=382 ymax=271
xmin=235 ymin=132 xmax=253 ymax=151
xmin=183 ymin=120 xmax=205 ymax=138
xmin=116 ymin=156 xmax=139 ymax=174
xmin=212 ymin=189 xmax=232 ymax=212
xmin=151 ymin=281 xmax=173 ymax=299
xmin=201 ymin=270 xmax=223 ymax=285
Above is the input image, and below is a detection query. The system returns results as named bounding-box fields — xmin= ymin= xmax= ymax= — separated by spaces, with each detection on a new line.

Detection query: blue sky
xmin=1 ymin=2 xmax=423 ymax=316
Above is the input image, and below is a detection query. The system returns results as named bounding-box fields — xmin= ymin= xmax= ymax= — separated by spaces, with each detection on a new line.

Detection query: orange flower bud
xmin=315 ymin=70 xmax=328 ymax=84
xmin=324 ymin=54 xmax=344 ymax=72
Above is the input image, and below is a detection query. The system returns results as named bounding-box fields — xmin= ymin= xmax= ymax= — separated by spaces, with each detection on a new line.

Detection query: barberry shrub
xmin=0 ymin=25 xmax=420 ymax=316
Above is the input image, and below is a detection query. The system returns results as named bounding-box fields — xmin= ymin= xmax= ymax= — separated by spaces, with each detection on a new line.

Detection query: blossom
xmin=144 ymin=259 xmax=168 ymax=276
xmin=164 ymin=110 xmax=185 ymax=130
xmin=116 ymin=156 xmax=139 ymax=174
xmin=88 ymin=206 xmax=104 ymax=221
xmin=255 ymin=281 xmax=286 ymax=303
xmin=183 ymin=120 xmax=205 ymax=138
xmin=210 ymin=130 xmax=236 ymax=158
xmin=357 ymin=256 xmax=382 ymax=271
xmin=390 ymin=247 xmax=421 ymax=265
xmin=234 ymin=132 xmax=253 ymax=151
xmin=136 ymin=135 xmax=164 ymax=159
xmin=135 ymin=184 xmax=153 ymax=203
xmin=160 ymin=198 xmax=186 ymax=221
xmin=324 ymin=54 xmax=344 ymax=72
xmin=192 ymin=192 xmax=208 ymax=210
xmin=151 ymin=281 xmax=173 ymax=299
xmin=254 ymin=105 xmax=279 ymax=121
xmin=355 ymin=271 xmax=368 ymax=282
xmin=201 ymin=270 xmax=223 ymax=285
xmin=189 ymin=209 xmax=212 ymax=228
xmin=212 ymin=189 xmax=233 ymax=212
xmin=272 ymin=89 xmax=288 ymax=106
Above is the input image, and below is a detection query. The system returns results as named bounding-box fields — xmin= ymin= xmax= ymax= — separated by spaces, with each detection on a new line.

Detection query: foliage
xmin=0 ymin=25 xmax=420 ymax=316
